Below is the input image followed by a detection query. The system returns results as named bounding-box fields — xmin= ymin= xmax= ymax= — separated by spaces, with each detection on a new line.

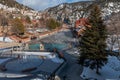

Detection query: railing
xmin=0 ymin=46 xmax=21 ymax=58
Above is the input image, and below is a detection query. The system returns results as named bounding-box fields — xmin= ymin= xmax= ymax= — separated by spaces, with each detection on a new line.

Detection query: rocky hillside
xmin=106 ymin=12 xmax=120 ymax=34
xmin=0 ymin=0 xmax=32 ymax=10
xmin=0 ymin=0 xmax=40 ymax=21
xmin=44 ymin=0 xmax=120 ymax=24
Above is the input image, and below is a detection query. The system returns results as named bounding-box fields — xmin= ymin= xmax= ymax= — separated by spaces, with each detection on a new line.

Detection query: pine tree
xmin=46 ymin=18 xmax=60 ymax=30
xmin=78 ymin=4 xmax=108 ymax=74
xmin=25 ymin=16 xmax=31 ymax=24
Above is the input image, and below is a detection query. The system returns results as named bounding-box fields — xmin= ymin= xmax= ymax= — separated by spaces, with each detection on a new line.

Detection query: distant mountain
xmin=44 ymin=0 xmax=120 ymax=24
xmin=0 ymin=0 xmax=33 ymax=10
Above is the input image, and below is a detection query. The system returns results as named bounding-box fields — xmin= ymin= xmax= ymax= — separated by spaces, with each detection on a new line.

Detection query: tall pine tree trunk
xmin=96 ymin=66 xmax=99 ymax=74
xmin=96 ymin=60 xmax=99 ymax=74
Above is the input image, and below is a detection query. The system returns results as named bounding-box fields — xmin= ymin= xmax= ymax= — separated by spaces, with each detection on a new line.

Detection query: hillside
xmin=44 ymin=0 xmax=120 ymax=24
xmin=0 ymin=0 xmax=32 ymax=10
xmin=106 ymin=12 xmax=120 ymax=34
xmin=0 ymin=0 xmax=39 ymax=21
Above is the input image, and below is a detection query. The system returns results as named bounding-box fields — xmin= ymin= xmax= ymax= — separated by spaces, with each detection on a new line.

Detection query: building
xmin=74 ymin=18 xmax=90 ymax=37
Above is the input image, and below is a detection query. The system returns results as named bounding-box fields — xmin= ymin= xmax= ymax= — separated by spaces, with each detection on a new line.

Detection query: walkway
xmin=59 ymin=53 xmax=83 ymax=80
xmin=0 ymin=42 xmax=20 ymax=49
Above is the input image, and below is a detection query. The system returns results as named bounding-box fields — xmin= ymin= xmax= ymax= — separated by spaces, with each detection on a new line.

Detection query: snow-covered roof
xmin=0 ymin=37 xmax=13 ymax=42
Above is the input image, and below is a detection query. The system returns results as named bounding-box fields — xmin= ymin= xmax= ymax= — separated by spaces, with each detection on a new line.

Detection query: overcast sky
xmin=16 ymin=0 xmax=88 ymax=11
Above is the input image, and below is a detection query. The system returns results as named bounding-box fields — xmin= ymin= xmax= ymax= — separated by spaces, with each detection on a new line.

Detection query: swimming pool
xmin=44 ymin=43 xmax=67 ymax=51
xmin=29 ymin=43 xmax=67 ymax=51
xmin=29 ymin=44 xmax=40 ymax=50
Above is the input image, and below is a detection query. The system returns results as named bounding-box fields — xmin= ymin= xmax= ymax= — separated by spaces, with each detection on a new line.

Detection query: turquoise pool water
xmin=29 ymin=43 xmax=67 ymax=51
xmin=29 ymin=44 xmax=40 ymax=50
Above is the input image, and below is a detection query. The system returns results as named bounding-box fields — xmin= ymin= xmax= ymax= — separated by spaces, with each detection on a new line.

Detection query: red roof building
xmin=75 ymin=18 xmax=88 ymax=28
xmin=74 ymin=18 xmax=90 ymax=37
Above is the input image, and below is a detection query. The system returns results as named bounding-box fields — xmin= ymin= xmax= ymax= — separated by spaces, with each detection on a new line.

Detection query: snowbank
xmin=13 ymin=51 xmax=64 ymax=63
xmin=106 ymin=35 xmax=120 ymax=52
xmin=0 ymin=73 xmax=29 ymax=78
xmin=81 ymin=56 xmax=120 ymax=80
xmin=0 ymin=37 xmax=13 ymax=42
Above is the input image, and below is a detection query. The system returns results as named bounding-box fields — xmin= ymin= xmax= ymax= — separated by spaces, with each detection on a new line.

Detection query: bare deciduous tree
xmin=107 ymin=13 xmax=120 ymax=56
xmin=0 ymin=14 xmax=8 ymax=41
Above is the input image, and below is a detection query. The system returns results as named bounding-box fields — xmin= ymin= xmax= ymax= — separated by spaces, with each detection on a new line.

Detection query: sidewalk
xmin=0 ymin=42 xmax=20 ymax=49
xmin=59 ymin=53 xmax=83 ymax=80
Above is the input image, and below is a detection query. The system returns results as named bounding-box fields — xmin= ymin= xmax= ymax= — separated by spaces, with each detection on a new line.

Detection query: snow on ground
xmin=13 ymin=51 xmax=64 ymax=63
xmin=106 ymin=35 xmax=120 ymax=52
xmin=0 ymin=37 xmax=13 ymax=42
xmin=65 ymin=48 xmax=80 ymax=56
xmin=81 ymin=56 xmax=120 ymax=80
xmin=0 ymin=73 xmax=29 ymax=78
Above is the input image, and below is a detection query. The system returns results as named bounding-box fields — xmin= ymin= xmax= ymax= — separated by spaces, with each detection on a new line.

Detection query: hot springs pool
xmin=29 ymin=43 xmax=67 ymax=51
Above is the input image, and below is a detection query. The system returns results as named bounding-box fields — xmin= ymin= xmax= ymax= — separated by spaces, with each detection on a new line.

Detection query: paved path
xmin=0 ymin=42 xmax=20 ymax=49
xmin=58 ymin=53 xmax=83 ymax=80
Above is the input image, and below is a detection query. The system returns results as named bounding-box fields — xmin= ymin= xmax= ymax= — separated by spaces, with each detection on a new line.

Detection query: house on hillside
xmin=74 ymin=18 xmax=90 ymax=37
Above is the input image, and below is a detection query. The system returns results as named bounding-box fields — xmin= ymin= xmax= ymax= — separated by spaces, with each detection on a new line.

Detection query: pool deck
xmin=0 ymin=51 xmax=65 ymax=79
